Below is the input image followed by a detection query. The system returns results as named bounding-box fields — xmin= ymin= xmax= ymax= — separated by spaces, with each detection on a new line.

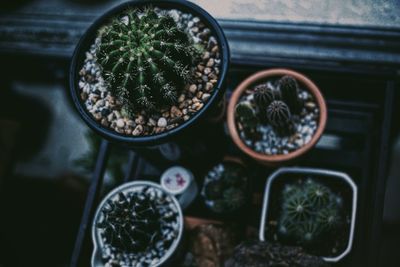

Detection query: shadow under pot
xmin=69 ymin=0 xmax=230 ymax=165
xmin=227 ymin=68 xmax=327 ymax=166
xmin=92 ymin=181 xmax=184 ymax=267
xmin=259 ymin=167 xmax=357 ymax=263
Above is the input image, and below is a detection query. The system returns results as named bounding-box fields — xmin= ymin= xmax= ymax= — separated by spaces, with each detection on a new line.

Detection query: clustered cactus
xmin=277 ymin=179 xmax=343 ymax=245
xmin=235 ymin=75 xmax=303 ymax=136
xmin=97 ymin=187 xmax=178 ymax=255
xmin=96 ymin=8 xmax=200 ymax=113
xmin=203 ymin=162 xmax=248 ymax=213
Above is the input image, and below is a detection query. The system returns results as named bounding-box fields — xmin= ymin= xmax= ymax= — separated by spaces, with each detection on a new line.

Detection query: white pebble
xmin=157 ymin=117 xmax=167 ymax=128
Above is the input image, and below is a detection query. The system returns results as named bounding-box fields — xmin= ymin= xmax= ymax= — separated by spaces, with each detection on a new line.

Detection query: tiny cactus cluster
xmin=278 ymin=179 xmax=343 ymax=245
xmin=235 ymin=75 xmax=303 ymax=136
xmin=97 ymin=185 xmax=181 ymax=265
xmin=202 ymin=162 xmax=248 ymax=213
xmin=96 ymin=8 xmax=200 ymax=113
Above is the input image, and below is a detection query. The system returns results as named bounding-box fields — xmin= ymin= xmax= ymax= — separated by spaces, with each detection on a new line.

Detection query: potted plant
xmin=92 ymin=181 xmax=184 ymax=267
xmin=227 ymin=69 xmax=327 ymax=165
xmin=201 ymin=157 xmax=249 ymax=215
xmin=69 ymin=0 xmax=229 ymax=159
xmin=225 ymin=240 xmax=330 ymax=267
xmin=259 ymin=167 xmax=358 ymax=263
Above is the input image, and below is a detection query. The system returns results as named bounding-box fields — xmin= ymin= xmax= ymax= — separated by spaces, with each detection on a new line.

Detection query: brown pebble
xmin=93 ymin=112 xmax=102 ymax=121
xmin=126 ymin=120 xmax=135 ymax=127
xmin=202 ymin=93 xmax=211 ymax=101
xmin=170 ymin=106 xmax=183 ymax=117
xmin=148 ymin=118 xmax=156 ymax=126
xmin=196 ymin=91 xmax=203 ymax=99
xmin=115 ymin=128 xmax=124 ymax=134
xmin=178 ymin=94 xmax=185 ymax=103
xmin=192 ymin=97 xmax=200 ymax=103
xmin=210 ymin=79 xmax=218 ymax=84
xmin=197 ymin=65 xmax=205 ymax=72
xmin=107 ymin=113 xmax=114 ymax=122
xmin=212 ymin=46 xmax=219 ymax=53
xmin=202 ymin=52 xmax=210 ymax=60
xmin=125 ymin=129 xmax=132 ymax=135
xmin=206 ymin=58 xmax=214 ymax=67
xmin=189 ymin=84 xmax=197 ymax=93
xmin=101 ymin=118 xmax=109 ymax=127
xmin=135 ymin=115 xmax=145 ymax=125
xmin=205 ymin=82 xmax=214 ymax=91
xmin=80 ymin=92 xmax=88 ymax=100
xmin=132 ymin=125 xmax=143 ymax=136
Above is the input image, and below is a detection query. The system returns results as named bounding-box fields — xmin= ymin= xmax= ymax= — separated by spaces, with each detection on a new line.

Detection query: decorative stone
xmin=170 ymin=106 xmax=183 ymax=117
xmin=116 ymin=119 xmax=125 ymax=128
xmin=189 ymin=84 xmax=197 ymax=93
xmin=132 ymin=125 xmax=143 ymax=136
xmin=206 ymin=58 xmax=214 ymax=67
xmin=157 ymin=117 xmax=168 ymax=128
xmin=202 ymin=93 xmax=211 ymax=101
xmin=205 ymin=82 xmax=213 ymax=91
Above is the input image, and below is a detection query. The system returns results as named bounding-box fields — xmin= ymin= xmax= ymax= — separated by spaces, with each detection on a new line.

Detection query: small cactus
xmin=223 ymin=187 xmax=246 ymax=210
xmin=96 ymin=8 xmax=200 ymax=113
xmin=266 ymin=100 xmax=293 ymax=135
xmin=235 ymin=101 xmax=259 ymax=135
xmin=203 ymin=162 xmax=248 ymax=213
xmin=253 ymin=83 xmax=276 ymax=109
xmin=278 ymin=179 xmax=342 ymax=245
xmin=279 ymin=75 xmax=302 ymax=114
xmin=97 ymin=191 xmax=162 ymax=252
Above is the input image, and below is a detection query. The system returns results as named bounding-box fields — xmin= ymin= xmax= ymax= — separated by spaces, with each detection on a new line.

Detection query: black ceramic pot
xmin=69 ymin=0 xmax=230 ymax=166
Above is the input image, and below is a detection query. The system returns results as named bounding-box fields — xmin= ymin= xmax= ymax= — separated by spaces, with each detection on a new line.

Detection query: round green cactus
xmin=305 ymin=179 xmax=331 ymax=207
xmin=96 ymin=8 xmax=200 ymax=113
xmin=283 ymin=192 xmax=312 ymax=222
xmin=278 ymin=179 xmax=342 ymax=245
xmin=266 ymin=100 xmax=293 ymax=135
xmin=278 ymin=75 xmax=302 ymax=114
xmin=253 ymin=83 xmax=277 ymax=109
xmin=235 ymin=101 xmax=259 ymax=136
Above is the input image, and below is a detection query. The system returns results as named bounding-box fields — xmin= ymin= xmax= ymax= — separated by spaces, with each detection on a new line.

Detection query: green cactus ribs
xmin=277 ymin=179 xmax=343 ymax=245
xmin=96 ymin=7 xmax=200 ymax=113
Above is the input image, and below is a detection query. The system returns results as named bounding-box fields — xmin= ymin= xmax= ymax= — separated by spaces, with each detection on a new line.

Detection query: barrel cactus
xmin=97 ymin=191 xmax=162 ymax=253
xmin=96 ymin=8 xmax=200 ymax=113
xmin=235 ymin=101 xmax=259 ymax=136
xmin=278 ymin=179 xmax=343 ymax=245
xmin=202 ymin=162 xmax=248 ymax=213
xmin=266 ymin=100 xmax=293 ymax=135
xmin=279 ymin=75 xmax=302 ymax=114
xmin=253 ymin=83 xmax=276 ymax=109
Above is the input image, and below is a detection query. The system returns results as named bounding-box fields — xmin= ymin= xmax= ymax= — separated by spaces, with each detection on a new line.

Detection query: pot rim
xmin=91 ymin=180 xmax=184 ymax=267
xmin=259 ymin=167 xmax=358 ymax=262
xmin=69 ymin=0 xmax=230 ymax=146
xmin=227 ymin=68 xmax=327 ymax=164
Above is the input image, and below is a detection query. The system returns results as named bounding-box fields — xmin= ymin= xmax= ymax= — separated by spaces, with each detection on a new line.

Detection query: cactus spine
xmin=96 ymin=8 xmax=199 ymax=113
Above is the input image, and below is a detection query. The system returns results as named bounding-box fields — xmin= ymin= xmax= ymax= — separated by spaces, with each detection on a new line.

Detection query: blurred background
xmin=0 ymin=1 xmax=399 ymax=267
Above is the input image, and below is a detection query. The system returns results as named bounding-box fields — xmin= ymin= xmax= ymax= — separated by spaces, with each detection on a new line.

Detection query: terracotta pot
xmin=227 ymin=68 xmax=327 ymax=165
